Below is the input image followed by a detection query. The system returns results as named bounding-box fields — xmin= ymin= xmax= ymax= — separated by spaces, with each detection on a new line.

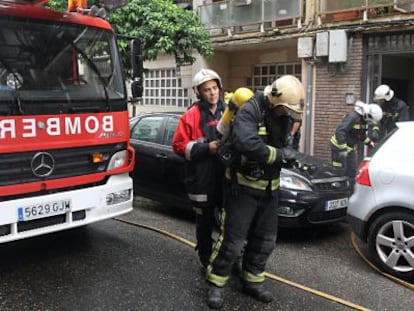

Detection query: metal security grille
xmin=249 ymin=63 xmax=301 ymax=91
xmin=143 ymin=68 xmax=192 ymax=108
xmin=366 ymin=32 xmax=414 ymax=54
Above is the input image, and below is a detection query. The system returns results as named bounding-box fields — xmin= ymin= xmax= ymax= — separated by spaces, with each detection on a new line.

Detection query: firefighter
xmin=373 ymin=84 xmax=409 ymax=139
xmin=206 ymin=75 xmax=305 ymax=309
xmin=172 ymin=69 xmax=225 ymax=269
xmin=330 ymin=101 xmax=383 ymax=185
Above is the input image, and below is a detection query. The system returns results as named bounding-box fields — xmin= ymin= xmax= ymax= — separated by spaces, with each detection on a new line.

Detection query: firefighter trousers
xmin=193 ymin=203 xmax=216 ymax=267
xmin=331 ymin=148 xmax=357 ymax=186
xmin=207 ymin=184 xmax=279 ymax=287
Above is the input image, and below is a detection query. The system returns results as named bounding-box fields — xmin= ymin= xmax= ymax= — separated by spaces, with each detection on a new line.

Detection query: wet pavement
xmin=0 ymin=196 xmax=412 ymax=311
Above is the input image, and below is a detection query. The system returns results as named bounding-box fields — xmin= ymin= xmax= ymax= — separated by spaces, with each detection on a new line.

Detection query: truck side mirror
xmin=131 ymin=79 xmax=143 ymax=99
xmin=131 ymin=39 xmax=143 ymax=80
xmin=130 ymin=39 xmax=143 ymax=100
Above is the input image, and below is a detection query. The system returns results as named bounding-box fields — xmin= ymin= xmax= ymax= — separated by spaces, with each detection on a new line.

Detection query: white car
xmin=347 ymin=122 xmax=414 ymax=282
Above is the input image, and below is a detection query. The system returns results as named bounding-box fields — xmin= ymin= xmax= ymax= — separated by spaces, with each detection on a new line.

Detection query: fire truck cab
xmin=0 ymin=0 xmax=138 ymax=243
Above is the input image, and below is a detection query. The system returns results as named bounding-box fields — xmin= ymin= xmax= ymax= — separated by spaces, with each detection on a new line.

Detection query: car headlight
xmin=280 ymin=173 xmax=312 ymax=191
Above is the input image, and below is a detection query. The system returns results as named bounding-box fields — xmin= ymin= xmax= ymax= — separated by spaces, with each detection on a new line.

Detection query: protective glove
xmin=285 ymin=133 xmax=294 ymax=147
xmin=370 ymin=129 xmax=380 ymax=142
xmin=280 ymin=146 xmax=297 ymax=168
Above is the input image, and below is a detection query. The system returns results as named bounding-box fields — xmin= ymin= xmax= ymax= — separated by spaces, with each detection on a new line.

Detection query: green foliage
xmin=108 ymin=0 xmax=213 ymax=77
xmin=45 ymin=0 xmax=66 ymax=10
xmin=44 ymin=0 xmax=214 ymax=78
xmin=45 ymin=0 xmax=97 ymax=11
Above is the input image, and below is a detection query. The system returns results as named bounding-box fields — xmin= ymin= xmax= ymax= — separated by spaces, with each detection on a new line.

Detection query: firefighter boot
xmin=207 ymin=285 xmax=224 ymax=309
xmin=241 ymin=282 xmax=273 ymax=303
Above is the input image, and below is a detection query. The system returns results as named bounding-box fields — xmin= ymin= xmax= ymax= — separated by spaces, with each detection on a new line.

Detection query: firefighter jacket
xmin=172 ymin=100 xmax=225 ymax=208
xmin=330 ymin=111 xmax=373 ymax=153
xmin=380 ymin=96 xmax=409 ymax=136
xmin=227 ymin=94 xmax=288 ymax=193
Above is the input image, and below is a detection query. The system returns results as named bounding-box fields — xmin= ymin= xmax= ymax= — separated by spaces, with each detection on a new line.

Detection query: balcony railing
xmin=319 ymin=0 xmax=414 ymax=22
xmin=198 ymin=0 xmax=302 ymax=36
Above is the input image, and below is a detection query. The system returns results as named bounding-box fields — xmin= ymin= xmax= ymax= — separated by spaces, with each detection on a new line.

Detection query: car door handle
xmin=155 ymin=154 xmax=167 ymax=159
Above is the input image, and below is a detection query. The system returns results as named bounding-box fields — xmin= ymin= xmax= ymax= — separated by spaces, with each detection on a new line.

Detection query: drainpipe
xmin=304 ymin=62 xmax=314 ymax=155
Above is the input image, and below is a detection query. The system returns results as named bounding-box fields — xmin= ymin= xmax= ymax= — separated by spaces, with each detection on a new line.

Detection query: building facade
xmin=137 ymin=0 xmax=414 ymax=161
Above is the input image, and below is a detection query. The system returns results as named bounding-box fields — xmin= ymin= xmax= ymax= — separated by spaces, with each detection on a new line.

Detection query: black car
xmin=129 ymin=112 xmax=352 ymax=228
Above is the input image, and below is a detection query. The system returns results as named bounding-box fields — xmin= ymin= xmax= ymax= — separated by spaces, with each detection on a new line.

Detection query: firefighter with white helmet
xmin=330 ymin=101 xmax=383 ymax=185
xmin=173 ymin=68 xmax=225 ymax=269
xmin=265 ymin=75 xmax=305 ymax=150
xmin=373 ymin=84 xmax=409 ymax=139
xmin=192 ymin=68 xmax=222 ymax=98
xmin=206 ymin=75 xmax=305 ymax=309
xmin=264 ymin=74 xmax=305 ymax=120
xmin=374 ymin=84 xmax=394 ymax=102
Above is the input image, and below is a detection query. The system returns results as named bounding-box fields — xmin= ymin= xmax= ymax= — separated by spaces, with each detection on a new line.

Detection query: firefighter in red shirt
xmin=172 ymin=69 xmax=225 ymax=269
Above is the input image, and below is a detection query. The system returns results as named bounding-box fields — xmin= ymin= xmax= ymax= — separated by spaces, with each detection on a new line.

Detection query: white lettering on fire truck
xmin=22 ymin=119 xmax=36 ymax=138
xmin=0 ymin=120 xmax=16 ymax=138
xmin=0 ymin=115 xmax=114 ymax=139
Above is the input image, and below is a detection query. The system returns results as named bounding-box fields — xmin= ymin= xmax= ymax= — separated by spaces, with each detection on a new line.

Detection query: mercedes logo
xmin=31 ymin=152 xmax=55 ymax=177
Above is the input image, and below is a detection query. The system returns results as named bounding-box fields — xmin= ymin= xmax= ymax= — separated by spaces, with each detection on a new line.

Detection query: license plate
xmin=18 ymin=199 xmax=72 ymax=221
xmin=325 ymin=198 xmax=348 ymax=211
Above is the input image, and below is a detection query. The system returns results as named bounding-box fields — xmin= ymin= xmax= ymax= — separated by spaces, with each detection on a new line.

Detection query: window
xmin=130 ymin=116 xmax=163 ymax=143
xmin=164 ymin=117 xmax=179 ymax=146
xmin=143 ymin=68 xmax=192 ymax=108
xmin=250 ymin=63 xmax=301 ymax=91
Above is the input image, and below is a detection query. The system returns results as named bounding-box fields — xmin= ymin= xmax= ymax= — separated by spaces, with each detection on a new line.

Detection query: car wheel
xmin=367 ymin=211 xmax=414 ymax=282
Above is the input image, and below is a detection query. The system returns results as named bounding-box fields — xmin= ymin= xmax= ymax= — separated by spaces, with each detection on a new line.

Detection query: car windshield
xmin=0 ymin=17 xmax=125 ymax=114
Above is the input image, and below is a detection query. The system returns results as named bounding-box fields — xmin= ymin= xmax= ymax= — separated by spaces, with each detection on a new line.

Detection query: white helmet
xmin=365 ymin=103 xmax=383 ymax=124
xmin=192 ymin=69 xmax=222 ymax=97
xmin=373 ymin=84 xmax=394 ymax=102
xmin=264 ymin=75 xmax=305 ymax=120
xmin=354 ymin=100 xmax=368 ymax=116
xmin=355 ymin=101 xmax=383 ymax=124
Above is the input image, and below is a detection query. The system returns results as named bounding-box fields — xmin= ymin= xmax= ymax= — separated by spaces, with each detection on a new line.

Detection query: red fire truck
xmin=0 ymin=0 xmax=139 ymax=242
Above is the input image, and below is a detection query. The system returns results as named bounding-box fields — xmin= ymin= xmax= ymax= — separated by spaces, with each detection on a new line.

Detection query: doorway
xmin=364 ymin=33 xmax=414 ymax=120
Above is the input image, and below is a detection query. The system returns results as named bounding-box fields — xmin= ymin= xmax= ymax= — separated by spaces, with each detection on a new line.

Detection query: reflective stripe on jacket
xmin=228 ymin=95 xmax=284 ymax=191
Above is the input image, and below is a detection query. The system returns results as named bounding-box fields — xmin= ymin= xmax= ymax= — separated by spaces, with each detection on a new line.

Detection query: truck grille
xmin=17 ymin=210 xmax=86 ymax=233
xmin=0 ymin=143 xmax=126 ymax=187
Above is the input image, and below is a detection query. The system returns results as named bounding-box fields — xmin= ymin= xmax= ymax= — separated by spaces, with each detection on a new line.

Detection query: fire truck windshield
xmin=0 ymin=18 xmax=126 ymax=115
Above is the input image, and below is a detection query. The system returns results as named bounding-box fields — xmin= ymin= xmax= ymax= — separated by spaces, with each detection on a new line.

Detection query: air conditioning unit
xmin=233 ymin=0 xmax=252 ymax=6
xmin=329 ymin=30 xmax=347 ymax=63
xmin=297 ymin=37 xmax=314 ymax=58
xmin=315 ymin=32 xmax=329 ymax=57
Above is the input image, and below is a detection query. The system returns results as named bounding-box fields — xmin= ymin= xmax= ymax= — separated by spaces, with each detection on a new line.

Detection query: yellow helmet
xmin=264 ymin=75 xmax=305 ymax=120
xmin=231 ymin=87 xmax=254 ymax=108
